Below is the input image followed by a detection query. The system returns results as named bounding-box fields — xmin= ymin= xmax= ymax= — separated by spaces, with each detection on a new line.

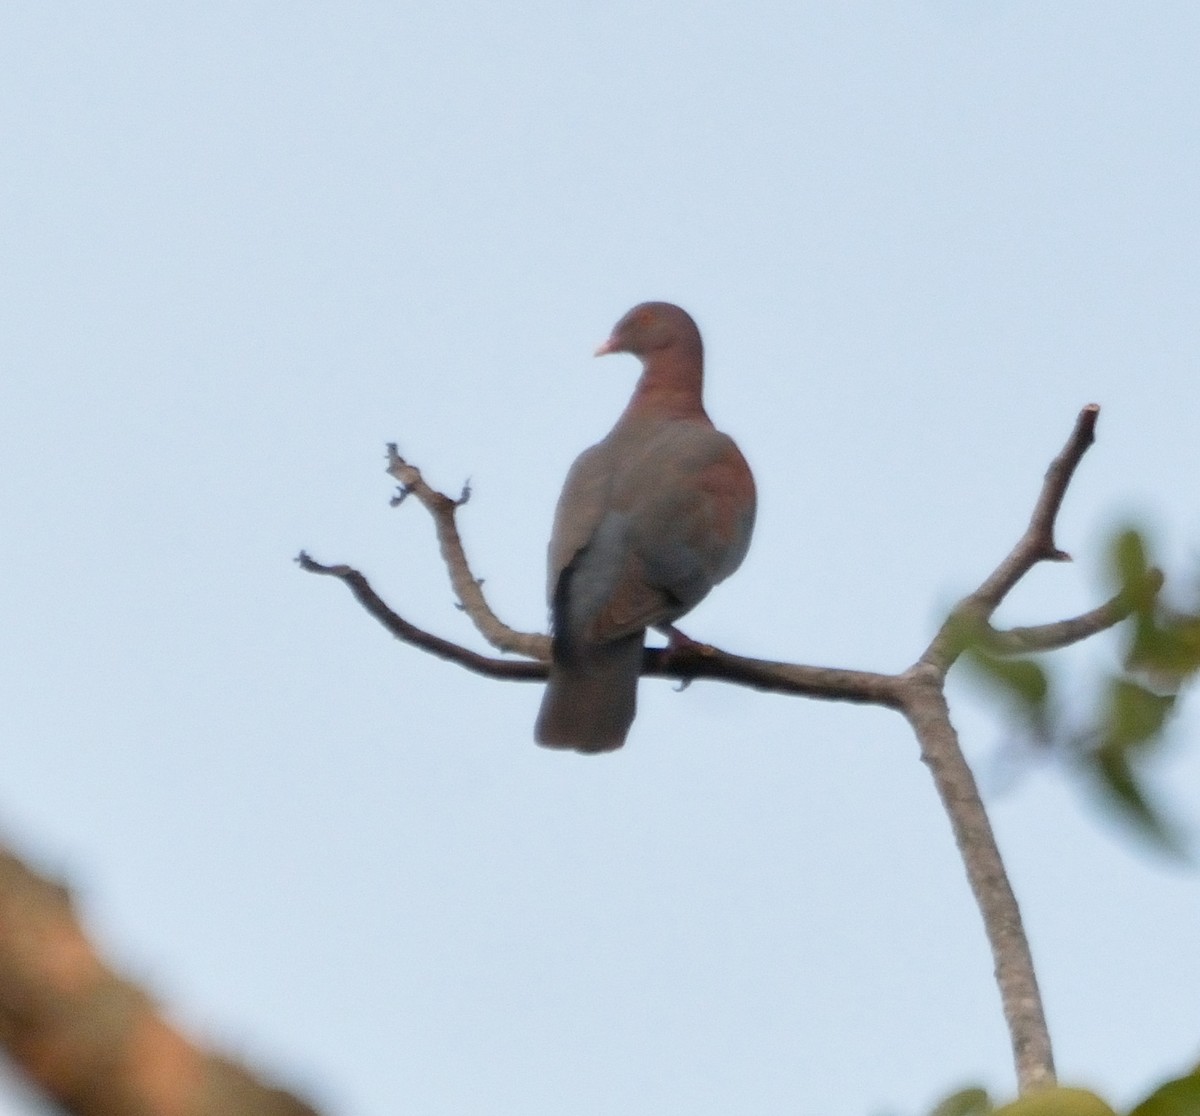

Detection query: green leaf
xmin=1106 ymin=524 xmax=1200 ymax=685
xmin=1127 ymin=610 xmax=1200 ymax=684
xmin=1109 ymin=528 xmax=1150 ymax=595
xmin=961 ymin=645 xmax=1050 ymax=735
xmin=1128 ymin=1068 xmax=1200 ymax=1116
xmin=928 ymin=1086 xmax=992 ymax=1116
xmin=1066 ymin=675 xmax=1187 ymax=857
xmin=1103 ymin=679 xmax=1175 ymax=752
xmin=1084 ymin=743 xmax=1185 ymax=859
xmin=1091 ymin=746 xmax=1162 ymax=835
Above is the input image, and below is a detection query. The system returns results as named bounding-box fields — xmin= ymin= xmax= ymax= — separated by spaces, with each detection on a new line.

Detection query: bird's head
xmin=595 ymin=302 xmax=701 ymax=360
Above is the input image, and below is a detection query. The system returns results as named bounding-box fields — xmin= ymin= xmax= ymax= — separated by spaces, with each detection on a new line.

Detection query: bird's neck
xmin=622 ymin=344 xmax=708 ymax=422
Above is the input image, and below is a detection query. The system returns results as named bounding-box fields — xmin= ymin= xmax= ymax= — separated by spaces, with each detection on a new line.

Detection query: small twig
xmin=979 ymin=404 xmax=1100 ymax=600
xmin=922 ymin=405 xmax=1100 ymax=671
xmin=298 ymin=553 xmax=549 ymax=679
xmin=985 ymin=570 xmax=1163 ymax=656
xmin=385 ymin=445 xmax=545 ymax=658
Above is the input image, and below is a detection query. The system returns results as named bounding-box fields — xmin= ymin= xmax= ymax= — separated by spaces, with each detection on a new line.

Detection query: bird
xmin=534 ymin=302 xmax=756 ymax=752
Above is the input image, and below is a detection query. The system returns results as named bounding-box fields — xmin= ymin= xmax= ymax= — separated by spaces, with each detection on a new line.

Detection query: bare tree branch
xmin=886 ymin=405 xmax=1101 ymax=1093
xmin=385 ymin=445 xmax=547 ymax=659
xmin=0 ymin=845 xmax=320 ymax=1116
xmin=645 ymin=644 xmax=906 ymax=706
xmin=975 ymin=403 xmax=1100 ymax=604
xmin=899 ymin=673 xmax=1055 ymax=1092
xmin=298 ymin=552 xmax=550 ymax=679
xmin=984 ymin=570 xmax=1163 ymax=656
xmin=921 ymin=404 xmax=1101 ymax=672
xmin=300 ymin=403 xmax=1141 ymax=1097
xmin=299 ymin=553 xmax=906 ymax=702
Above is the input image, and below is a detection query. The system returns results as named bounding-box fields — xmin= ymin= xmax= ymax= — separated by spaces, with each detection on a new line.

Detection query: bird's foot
xmin=658 ymin=625 xmax=716 ymax=659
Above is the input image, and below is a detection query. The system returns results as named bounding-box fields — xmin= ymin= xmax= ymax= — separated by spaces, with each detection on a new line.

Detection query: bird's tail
xmin=534 ymin=633 xmax=644 ymax=752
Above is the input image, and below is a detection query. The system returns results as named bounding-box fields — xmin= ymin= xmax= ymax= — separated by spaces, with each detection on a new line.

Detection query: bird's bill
xmin=594 ymin=336 xmax=619 ymax=357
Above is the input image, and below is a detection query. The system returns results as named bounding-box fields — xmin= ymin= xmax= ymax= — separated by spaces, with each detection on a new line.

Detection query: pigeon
xmin=535 ymin=302 xmax=756 ymax=752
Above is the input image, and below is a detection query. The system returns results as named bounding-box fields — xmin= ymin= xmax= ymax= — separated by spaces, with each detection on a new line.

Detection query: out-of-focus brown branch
xmin=300 ymin=403 xmax=1134 ymax=1096
xmin=0 ymin=845 xmax=320 ymax=1116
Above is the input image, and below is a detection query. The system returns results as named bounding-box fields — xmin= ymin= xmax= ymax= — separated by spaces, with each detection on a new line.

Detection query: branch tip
xmin=297 ymin=553 xmax=354 ymax=578
xmin=920 ymin=404 xmax=1105 ymax=671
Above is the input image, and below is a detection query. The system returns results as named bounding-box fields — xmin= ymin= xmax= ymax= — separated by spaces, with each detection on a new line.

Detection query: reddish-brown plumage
xmin=535 ymin=303 xmax=756 ymax=752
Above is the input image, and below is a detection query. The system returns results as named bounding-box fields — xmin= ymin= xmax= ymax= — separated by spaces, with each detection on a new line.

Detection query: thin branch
xmin=0 ymin=844 xmax=320 ymax=1116
xmin=886 ymin=410 xmax=1106 ymax=1091
xmin=976 ymin=403 xmax=1099 ymax=603
xmin=899 ymin=674 xmax=1056 ymax=1093
xmin=888 ymin=411 xmax=1103 ymax=1093
xmin=385 ymin=446 xmax=546 ymax=659
xmin=984 ymin=570 xmax=1163 ymax=656
xmin=298 ymin=553 xmax=904 ymax=703
xmin=922 ymin=404 xmax=1101 ymax=671
xmin=298 ymin=553 xmax=549 ymax=680
xmin=646 ymin=644 xmax=905 ymax=706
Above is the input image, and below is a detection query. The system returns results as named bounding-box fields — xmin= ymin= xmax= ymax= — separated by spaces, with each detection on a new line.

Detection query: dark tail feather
xmin=534 ymin=634 xmax=644 ymax=752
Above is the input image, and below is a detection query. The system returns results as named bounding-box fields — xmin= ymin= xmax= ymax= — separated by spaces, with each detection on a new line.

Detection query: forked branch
xmin=384 ymin=445 xmax=545 ymax=659
xmin=302 ymin=403 xmax=1150 ymax=1096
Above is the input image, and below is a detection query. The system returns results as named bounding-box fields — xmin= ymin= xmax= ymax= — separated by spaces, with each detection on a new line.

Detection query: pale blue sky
xmin=1 ymin=4 xmax=1198 ymax=1114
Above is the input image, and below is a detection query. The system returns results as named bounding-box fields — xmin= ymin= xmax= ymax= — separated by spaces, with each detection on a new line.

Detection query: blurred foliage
xmin=920 ymin=525 xmax=1200 ymax=1116
xmin=923 ymin=1066 xmax=1200 ymax=1116
xmin=922 ymin=1084 xmax=1116 ymax=1116
xmin=992 ymin=1087 xmax=1116 ymax=1116
xmin=1127 ymin=1063 xmax=1200 ymax=1116
xmin=958 ymin=526 xmax=1200 ymax=857
xmin=928 ymin=1086 xmax=993 ymax=1116
xmin=961 ymin=637 xmax=1051 ymax=742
